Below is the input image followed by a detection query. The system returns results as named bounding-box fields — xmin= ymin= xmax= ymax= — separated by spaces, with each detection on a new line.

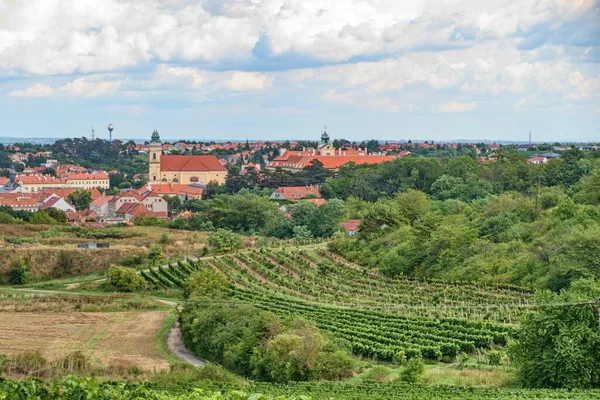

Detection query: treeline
xmin=138 ymin=194 xmax=347 ymax=241
xmin=320 ymin=149 xmax=598 ymax=201
xmin=330 ymin=175 xmax=600 ymax=291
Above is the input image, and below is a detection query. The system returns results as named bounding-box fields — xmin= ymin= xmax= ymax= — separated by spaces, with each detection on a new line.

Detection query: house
xmin=528 ymin=156 xmax=548 ymax=165
xmin=39 ymin=194 xmax=76 ymax=213
xmin=107 ymin=191 xmax=168 ymax=218
xmin=271 ymin=186 xmax=322 ymax=201
xmin=90 ymin=195 xmax=114 ymax=217
xmin=67 ymin=209 xmax=99 ymax=223
xmin=339 ymin=219 xmax=361 ymax=236
xmin=0 ymin=193 xmax=39 ymax=212
xmin=66 ymin=172 xmax=110 ymax=190
xmin=517 ymin=145 xmax=533 ymax=152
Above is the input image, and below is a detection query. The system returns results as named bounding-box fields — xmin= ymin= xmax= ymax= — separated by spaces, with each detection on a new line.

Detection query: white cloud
xmin=226 ymin=71 xmax=272 ymax=91
xmin=9 ymin=83 xmax=53 ymax=97
xmin=58 ymin=78 xmax=121 ymax=97
xmin=439 ymin=101 xmax=478 ymax=113
xmin=0 ymin=0 xmax=596 ymax=75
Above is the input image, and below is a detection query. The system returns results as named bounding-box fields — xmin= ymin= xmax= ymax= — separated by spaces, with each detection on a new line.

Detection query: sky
xmin=0 ymin=0 xmax=599 ymax=143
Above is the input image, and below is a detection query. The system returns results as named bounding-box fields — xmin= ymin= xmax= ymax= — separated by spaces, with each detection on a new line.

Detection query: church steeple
xmin=151 ymin=129 xmax=161 ymax=143
xmin=320 ymin=125 xmax=330 ymax=146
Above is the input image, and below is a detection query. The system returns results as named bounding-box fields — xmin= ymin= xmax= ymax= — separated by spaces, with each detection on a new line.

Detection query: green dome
xmin=151 ymin=129 xmax=160 ymax=143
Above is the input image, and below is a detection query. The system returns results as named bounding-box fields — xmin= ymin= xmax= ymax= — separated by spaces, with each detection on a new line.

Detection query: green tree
xmin=184 ymin=269 xmax=230 ymax=299
xmin=510 ymin=280 xmax=600 ymax=388
xmin=67 ymin=191 xmax=92 ymax=211
xmin=45 ymin=207 xmax=67 ymax=224
xmin=208 ymin=229 xmax=242 ymax=252
xmin=9 ymin=257 xmax=29 ymax=285
xmin=30 ymin=211 xmax=57 ymax=225
xmin=106 ymin=266 xmax=147 ymax=292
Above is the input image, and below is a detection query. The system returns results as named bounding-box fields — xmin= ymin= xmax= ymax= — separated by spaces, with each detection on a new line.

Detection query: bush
xmin=362 ymin=365 xmax=396 ymax=383
xmin=9 ymin=257 xmax=29 ymax=285
xmin=106 ymin=266 xmax=147 ymax=292
xmin=148 ymin=245 xmax=163 ymax=261
xmin=159 ymin=233 xmax=170 ymax=245
xmin=400 ymin=358 xmax=425 ymax=383
xmin=53 ymin=250 xmax=74 ymax=278
xmin=208 ymin=229 xmax=242 ymax=252
xmin=487 ymin=350 xmax=503 ymax=366
xmin=184 ymin=269 xmax=229 ymax=299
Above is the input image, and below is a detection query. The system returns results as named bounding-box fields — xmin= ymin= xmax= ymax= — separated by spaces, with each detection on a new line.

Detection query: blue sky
xmin=0 ymin=0 xmax=598 ymax=142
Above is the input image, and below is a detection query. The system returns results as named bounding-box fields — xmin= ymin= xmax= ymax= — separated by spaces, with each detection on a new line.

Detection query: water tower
xmin=107 ymin=124 xmax=114 ymax=142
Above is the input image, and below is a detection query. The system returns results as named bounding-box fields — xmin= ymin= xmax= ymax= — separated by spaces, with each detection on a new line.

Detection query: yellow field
xmin=0 ymin=311 xmax=170 ymax=371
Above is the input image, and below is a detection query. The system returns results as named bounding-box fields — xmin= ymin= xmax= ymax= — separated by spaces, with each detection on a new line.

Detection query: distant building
xmin=271 ymin=185 xmax=321 ymax=201
xmin=148 ymin=130 xmax=227 ymax=185
xmin=339 ymin=219 xmax=361 ymax=236
xmin=517 ymin=145 xmax=533 ymax=152
xmin=267 ymin=126 xmax=394 ymax=172
xmin=528 ymin=156 xmax=548 ymax=165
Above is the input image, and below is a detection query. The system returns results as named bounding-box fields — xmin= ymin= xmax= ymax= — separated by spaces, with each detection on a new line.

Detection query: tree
xmin=184 ymin=269 xmax=230 ymax=299
xmin=208 ymin=229 xmax=242 ymax=252
xmin=106 ymin=266 xmax=147 ymax=292
xmin=41 ymin=167 xmax=56 ymax=176
xmin=67 ymin=191 xmax=92 ymax=211
xmin=9 ymin=257 xmax=29 ymax=285
xmin=30 ymin=211 xmax=57 ymax=225
xmin=575 ymin=169 xmax=600 ymax=205
xmin=45 ymin=207 xmax=67 ymax=224
xmin=510 ymin=280 xmax=600 ymax=389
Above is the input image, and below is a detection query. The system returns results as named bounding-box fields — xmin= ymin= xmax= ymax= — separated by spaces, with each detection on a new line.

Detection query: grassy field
xmin=0 ymin=224 xmax=209 ymax=282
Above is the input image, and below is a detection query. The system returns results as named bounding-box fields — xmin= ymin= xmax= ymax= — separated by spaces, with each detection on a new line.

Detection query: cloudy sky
xmin=0 ymin=0 xmax=598 ymax=142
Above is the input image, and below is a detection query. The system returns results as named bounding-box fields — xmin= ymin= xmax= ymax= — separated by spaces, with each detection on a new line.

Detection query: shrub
xmin=393 ymin=350 xmax=407 ymax=364
xmin=487 ymin=350 xmax=503 ymax=366
xmin=148 ymin=245 xmax=163 ymax=261
xmin=106 ymin=266 xmax=146 ymax=292
xmin=362 ymin=365 xmax=396 ymax=383
xmin=57 ymin=351 xmax=90 ymax=373
xmin=208 ymin=229 xmax=242 ymax=252
xmin=120 ymin=254 xmax=145 ymax=267
xmin=9 ymin=257 xmax=29 ymax=285
xmin=400 ymin=358 xmax=425 ymax=383
xmin=159 ymin=233 xmax=170 ymax=245
xmin=53 ymin=250 xmax=74 ymax=277
xmin=184 ymin=269 xmax=229 ymax=299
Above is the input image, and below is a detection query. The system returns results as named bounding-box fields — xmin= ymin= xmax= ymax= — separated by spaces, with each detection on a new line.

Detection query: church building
xmin=148 ymin=130 xmax=227 ymax=185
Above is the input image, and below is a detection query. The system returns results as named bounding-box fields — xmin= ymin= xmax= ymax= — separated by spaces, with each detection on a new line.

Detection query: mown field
xmin=0 ymin=291 xmax=174 ymax=376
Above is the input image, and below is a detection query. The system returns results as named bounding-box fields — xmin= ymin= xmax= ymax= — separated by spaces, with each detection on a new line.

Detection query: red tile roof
xmin=269 ymin=155 xmax=395 ymax=170
xmin=160 ymin=155 xmax=227 ymax=172
xmin=339 ymin=219 xmax=361 ymax=233
xmin=68 ymin=172 xmax=109 ymax=180
xmin=0 ymin=177 xmax=9 ymax=186
xmin=274 ymin=186 xmax=321 ymax=201
xmin=0 ymin=194 xmax=38 ymax=210
xmin=39 ymin=188 xmax=102 ymax=201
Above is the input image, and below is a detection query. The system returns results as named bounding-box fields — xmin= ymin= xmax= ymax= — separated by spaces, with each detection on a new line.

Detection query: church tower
xmin=319 ymin=125 xmax=335 ymax=156
xmin=149 ymin=129 xmax=162 ymax=182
